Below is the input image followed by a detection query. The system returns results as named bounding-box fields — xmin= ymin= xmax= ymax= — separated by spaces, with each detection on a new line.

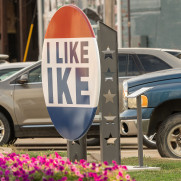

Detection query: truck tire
xmin=0 ymin=112 xmax=14 ymax=145
xmin=143 ymin=134 xmax=157 ymax=149
xmin=157 ymin=113 xmax=181 ymax=158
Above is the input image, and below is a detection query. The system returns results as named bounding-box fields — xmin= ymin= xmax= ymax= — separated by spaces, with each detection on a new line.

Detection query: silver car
xmin=0 ymin=61 xmax=98 ymax=145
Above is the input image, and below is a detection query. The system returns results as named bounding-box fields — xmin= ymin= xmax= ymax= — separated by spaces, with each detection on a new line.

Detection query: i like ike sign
xmin=42 ymin=5 xmax=101 ymax=140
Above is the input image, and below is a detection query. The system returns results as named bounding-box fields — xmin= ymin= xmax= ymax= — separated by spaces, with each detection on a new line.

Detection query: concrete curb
xmin=0 ymin=147 xmax=12 ymax=154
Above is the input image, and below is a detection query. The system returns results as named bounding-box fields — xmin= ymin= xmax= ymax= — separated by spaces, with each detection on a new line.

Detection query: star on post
xmin=102 ymin=47 xmax=115 ymax=60
xmin=103 ymin=90 xmax=116 ymax=103
xmin=105 ymin=133 xmax=117 ymax=145
xmin=104 ymin=68 xmax=114 ymax=81
xmin=104 ymin=114 xmax=116 ymax=122
xmin=72 ymin=140 xmax=80 ymax=145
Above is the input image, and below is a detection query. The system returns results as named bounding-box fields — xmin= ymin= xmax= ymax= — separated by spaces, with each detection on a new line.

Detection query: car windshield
xmin=0 ymin=68 xmax=22 ymax=81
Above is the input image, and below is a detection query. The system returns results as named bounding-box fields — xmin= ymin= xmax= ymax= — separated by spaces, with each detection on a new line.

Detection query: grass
xmin=121 ymin=157 xmax=181 ymax=181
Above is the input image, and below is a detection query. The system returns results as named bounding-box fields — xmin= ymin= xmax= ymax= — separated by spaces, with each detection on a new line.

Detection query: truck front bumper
xmin=120 ymin=108 xmax=154 ymax=136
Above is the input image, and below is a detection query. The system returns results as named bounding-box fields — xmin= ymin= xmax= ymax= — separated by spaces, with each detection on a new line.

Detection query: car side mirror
xmin=17 ymin=74 xmax=28 ymax=84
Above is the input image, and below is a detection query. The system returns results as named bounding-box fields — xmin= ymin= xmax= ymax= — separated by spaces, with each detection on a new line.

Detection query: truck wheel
xmin=143 ymin=133 xmax=157 ymax=149
xmin=0 ymin=113 xmax=14 ymax=145
xmin=157 ymin=113 xmax=181 ymax=158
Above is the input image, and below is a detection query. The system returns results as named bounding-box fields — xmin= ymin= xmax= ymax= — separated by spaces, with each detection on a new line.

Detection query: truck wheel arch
xmin=148 ymin=99 xmax=181 ymax=136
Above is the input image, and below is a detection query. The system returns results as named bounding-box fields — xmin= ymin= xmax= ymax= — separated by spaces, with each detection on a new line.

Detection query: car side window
xmin=137 ymin=54 xmax=171 ymax=73
xmin=28 ymin=65 xmax=42 ymax=83
xmin=127 ymin=55 xmax=140 ymax=76
xmin=118 ymin=54 xmax=127 ymax=76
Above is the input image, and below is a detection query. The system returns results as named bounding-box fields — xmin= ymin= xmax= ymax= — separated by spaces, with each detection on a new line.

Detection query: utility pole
xmin=0 ymin=0 xmax=8 ymax=54
xmin=19 ymin=0 xmax=27 ymax=61
xmin=104 ymin=0 xmax=115 ymax=29
xmin=37 ymin=0 xmax=43 ymax=59
xmin=127 ymin=0 xmax=131 ymax=47
xmin=117 ymin=0 xmax=122 ymax=48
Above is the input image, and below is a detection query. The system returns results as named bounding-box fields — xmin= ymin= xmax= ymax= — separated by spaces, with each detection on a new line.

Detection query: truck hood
xmin=127 ymin=68 xmax=181 ymax=88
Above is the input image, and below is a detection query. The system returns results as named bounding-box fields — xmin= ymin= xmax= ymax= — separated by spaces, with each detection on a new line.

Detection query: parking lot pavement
xmin=0 ymin=137 xmax=162 ymax=162
xmin=13 ymin=137 xmax=162 ymax=161
xmin=14 ymin=137 xmax=139 ymax=145
xmin=15 ymin=137 xmax=67 ymax=145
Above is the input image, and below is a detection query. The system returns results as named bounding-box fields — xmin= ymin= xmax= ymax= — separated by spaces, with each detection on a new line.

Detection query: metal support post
xmin=127 ymin=87 xmax=153 ymax=167
xmin=98 ymin=22 xmax=120 ymax=165
xmin=67 ymin=135 xmax=87 ymax=162
xmin=137 ymin=95 xmax=143 ymax=167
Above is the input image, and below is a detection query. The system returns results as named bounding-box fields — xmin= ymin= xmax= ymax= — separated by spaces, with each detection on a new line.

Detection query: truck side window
xmin=118 ymin=54 xmax=127 ymax=76
xmin=138 ymin=54 xmax=171 ymax=73
xmin=127 ymin=55 xmax=140 ymax=76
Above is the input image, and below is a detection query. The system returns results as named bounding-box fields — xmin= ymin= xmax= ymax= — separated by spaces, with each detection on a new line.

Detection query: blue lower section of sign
xmin=47 ymin=107 xmax=97 ymax=140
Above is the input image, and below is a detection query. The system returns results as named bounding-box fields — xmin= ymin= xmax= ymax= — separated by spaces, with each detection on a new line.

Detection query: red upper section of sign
xmin=45 ymin=5 xmax=95 ymax=38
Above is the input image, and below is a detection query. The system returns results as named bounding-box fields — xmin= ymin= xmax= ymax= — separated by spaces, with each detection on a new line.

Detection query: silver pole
xmin=137 ymin=95 xmax=144 ymax=167
xmin=37 ymin=0 xmax=44 ymax=60
xmin=117 ymin=0 xmax=122 ymax=48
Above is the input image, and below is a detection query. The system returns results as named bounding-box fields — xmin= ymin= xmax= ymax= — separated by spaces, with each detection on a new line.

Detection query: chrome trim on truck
xmin=121 ymin=119 xmax=150 ymax=135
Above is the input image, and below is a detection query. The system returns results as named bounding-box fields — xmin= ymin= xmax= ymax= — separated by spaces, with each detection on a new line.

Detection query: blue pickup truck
xmin=120 ymin=68 xmax=181 ymax=158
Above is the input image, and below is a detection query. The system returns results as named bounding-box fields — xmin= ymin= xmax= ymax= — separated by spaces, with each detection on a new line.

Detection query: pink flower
xmin=103 ymin=161 xmax=108 ymax=166
xmin=119 ymin=171 xmax=123 ymax=177
xmin=88 ymin=172 xmax=94 ymax=177
xmin=95 ymin=167 xmax=99 ymax=172
xmin=58 ymin=165 xmax=64 ymax=171
xmin=103 ymin=170 xmax=107 ymax=176
xmin=59 ymin=176 xmax=67 ymax=181
xmin=116 ymin=175 xmax=120 ymax=180
xmin=125 ymin=174 xmax=131 ymax=180
xmin=122 ymin=165 xmax=128 ymax=170
xmin=45 ymin=169 xmax=53 ymax=176
xmin=0 ymin=152 xmax=134 ymax=181
xmin=5 ymin=170 xmax=10 ymax=176
xmin=1 ymin=177 xmax=6 ymax=181
xmin=112 ymin=160 xmax=117 ymax=165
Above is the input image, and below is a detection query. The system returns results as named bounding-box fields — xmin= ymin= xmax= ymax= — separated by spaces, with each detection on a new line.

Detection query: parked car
xmin=0 ymin=62 xmax=33 ymax=81
xmin=1 ymin=48 xmax=181 ymax=146
xmin=120 ymin=68 xmax=181 ymax=158
xmin=0 ymin=61 xmax=99 ymax=145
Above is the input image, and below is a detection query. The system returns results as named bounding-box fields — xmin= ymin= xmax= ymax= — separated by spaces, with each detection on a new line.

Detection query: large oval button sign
xmin=42 ymin=5 xmax=100 ymax=140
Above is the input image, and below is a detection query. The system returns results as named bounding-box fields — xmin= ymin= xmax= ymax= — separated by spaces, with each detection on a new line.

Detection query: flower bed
xmin=0 ymin=152 xmax=135 ymax=181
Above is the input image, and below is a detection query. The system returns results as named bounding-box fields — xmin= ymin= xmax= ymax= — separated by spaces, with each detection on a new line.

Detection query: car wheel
xmin=0 ymin=112 xmax=14 ymax=145
xmin=143 ymin=133 xmax=157 ymax=149
xmin=87 ymin=138 xmax=100 ymax=146
xmin=157 ymin=113 xmax=181 ymax=158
